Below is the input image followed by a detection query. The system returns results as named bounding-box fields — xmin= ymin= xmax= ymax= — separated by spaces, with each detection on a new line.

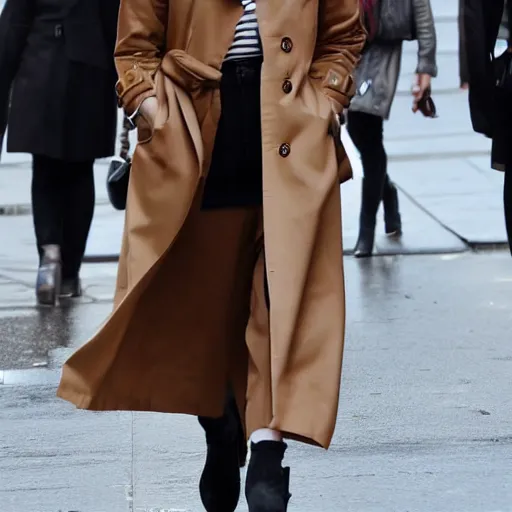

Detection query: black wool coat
xmin=464 ymin=0 xmax=512 ymax=253
xmin=0 ymin=0 xmax=120 ymax=162
xmin=464 ymin=0 xmax=509 ymax=168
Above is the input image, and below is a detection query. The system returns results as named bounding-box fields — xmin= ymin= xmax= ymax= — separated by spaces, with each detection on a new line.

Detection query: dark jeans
xmin=346 ymin=110 xmax=395 ymax=226
xmin=32 ymin=155 xmax=95 ymax=279
xmin=201 ymin=57 xmax=263 ymax=209
xmin=505 ymin=168 xmax=512 ymax=255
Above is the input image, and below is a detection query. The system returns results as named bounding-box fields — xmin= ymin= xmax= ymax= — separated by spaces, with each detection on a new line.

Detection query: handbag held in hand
xmin=107 ymin=117 xmax=131 ymax=211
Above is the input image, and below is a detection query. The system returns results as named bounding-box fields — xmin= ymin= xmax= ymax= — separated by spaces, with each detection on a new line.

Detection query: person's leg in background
xmin=504 ymin=167 xmax=512 ymax=255
xmin=60 ymin=160 xmax=95 ymax=297
xmin=32 ymin=155 xmax=65 ymax=305
xmin=347 ymin=110 xmax=401 ymax=258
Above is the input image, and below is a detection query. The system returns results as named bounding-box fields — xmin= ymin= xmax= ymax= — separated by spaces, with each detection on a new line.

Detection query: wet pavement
xmin=0 ymin=251 xmax=511 ymax=511
xmin=1 ymin=1 xmax=512 ymax=510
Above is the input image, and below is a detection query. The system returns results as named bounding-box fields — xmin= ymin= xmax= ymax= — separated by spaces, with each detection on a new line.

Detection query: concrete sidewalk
xmin=1 ymin=251 xmax=511 ymax=512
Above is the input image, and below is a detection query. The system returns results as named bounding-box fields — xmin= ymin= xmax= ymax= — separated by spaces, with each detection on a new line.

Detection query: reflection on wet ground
xmin=0 ymin=302 xmax=112 ymax=370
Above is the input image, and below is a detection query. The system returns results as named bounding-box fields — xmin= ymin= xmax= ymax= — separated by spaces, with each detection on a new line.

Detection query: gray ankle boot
xmin=36 ymin=244 xmax=62 ymax=306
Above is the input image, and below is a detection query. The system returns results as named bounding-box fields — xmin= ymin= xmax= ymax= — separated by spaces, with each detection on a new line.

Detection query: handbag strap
xmin=120 ymin=116 xmax=131 ymax=161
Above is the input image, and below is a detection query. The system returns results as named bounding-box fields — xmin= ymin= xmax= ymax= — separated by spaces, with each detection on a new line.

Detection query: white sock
xmin=250 ymin=428 xmax=283 ymax=444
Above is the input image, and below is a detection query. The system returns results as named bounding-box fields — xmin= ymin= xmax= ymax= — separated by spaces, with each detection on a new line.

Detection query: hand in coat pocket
xmin=328 ymin=109 xmax=352 ymax=184
xmin=137 ymin=96 xmax=159 ymax=143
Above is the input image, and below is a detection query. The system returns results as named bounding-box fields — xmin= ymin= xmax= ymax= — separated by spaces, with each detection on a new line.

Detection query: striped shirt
xmin=224 ymin=0 xmax=262 ymax=62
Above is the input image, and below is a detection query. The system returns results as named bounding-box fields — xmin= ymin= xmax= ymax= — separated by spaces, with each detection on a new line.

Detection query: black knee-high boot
xmin=382 ymin=176 xmax=402 ymax=236
xmin=347 ymin=111 xmax=388 ymax=257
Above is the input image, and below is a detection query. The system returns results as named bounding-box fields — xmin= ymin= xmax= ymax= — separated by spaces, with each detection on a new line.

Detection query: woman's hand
xmin=139 ymin=96 xmax=158 ymax=123
xmin=412 ymin=73 xmax=431 ymax=113
xmin=135 ymin=96 xmax=158 ymax=142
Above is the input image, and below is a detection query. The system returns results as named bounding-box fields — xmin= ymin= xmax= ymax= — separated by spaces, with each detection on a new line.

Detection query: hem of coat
xmin=279 ymin=429 xmax=326 ymax=450
xmin=56 ymin=386 xmax=332 ymax=450
xmin=267 ymin=401 xmax=336 ymax=450
xmin=56 ymin=385 xmax=222 ymax=417
xmin=492 ymin=161 xmax=506 ymax=172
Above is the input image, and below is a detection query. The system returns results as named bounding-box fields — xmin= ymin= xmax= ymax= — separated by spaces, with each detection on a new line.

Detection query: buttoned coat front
xmin=57 ymin=0 xmax=365 ymax=449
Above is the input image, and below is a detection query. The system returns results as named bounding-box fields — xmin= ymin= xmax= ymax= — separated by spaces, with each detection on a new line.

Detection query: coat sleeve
xmin=0 ymin=0 xmax=35 ymax=123
xmin=114 ymin=0 xmax=169 ymax=115
xmin=310 ymin=0 xmax=367 ymax=113
xmin=412 ymin=0 xmax=438 ymax=77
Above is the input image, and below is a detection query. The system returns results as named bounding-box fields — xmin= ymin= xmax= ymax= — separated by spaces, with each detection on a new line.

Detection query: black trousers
xmin=202 ymin=56 xmax=270 ymax=306
xmin=346 ymin=110 xmax=395 ymax=225
xmin=32 ymin=155 xmax=95 ymax=279
xmin=201 ymin=57 xmax=263 ymax=209
xmin=505 ymin=168 xmax=512 ymax=255
xmin=198 ymin=58 xmax=269 ymax=429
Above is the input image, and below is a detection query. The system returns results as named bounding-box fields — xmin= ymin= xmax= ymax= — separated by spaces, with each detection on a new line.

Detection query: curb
xmin=83 ymin=254 xmax=119 ymax=263
xmin=0 ymin=368 xmax=61 ymax=387
xmin=0 ymin=204 xmax=32 ymax=216
xmin=0 ymin=199 xmax=113 ymax=216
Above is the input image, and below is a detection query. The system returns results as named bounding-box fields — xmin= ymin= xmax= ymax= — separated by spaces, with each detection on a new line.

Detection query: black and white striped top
xmin=224 ymin=0 xmax=262 ymax=62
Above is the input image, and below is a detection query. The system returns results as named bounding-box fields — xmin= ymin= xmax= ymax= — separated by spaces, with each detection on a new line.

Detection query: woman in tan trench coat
xmin=57 ymin=0 xmax=366 ymax=509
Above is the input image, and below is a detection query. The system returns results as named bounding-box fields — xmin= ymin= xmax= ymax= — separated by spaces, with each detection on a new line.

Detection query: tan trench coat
xmin=57 ymin=0 xmax=366 ymax=449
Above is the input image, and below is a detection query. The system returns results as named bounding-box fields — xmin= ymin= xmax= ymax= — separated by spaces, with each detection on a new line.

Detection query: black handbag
xmin=376 ymin=0 xmax=415 ymax=42
xmin=107 ymin=117 xmax=131 ymax=211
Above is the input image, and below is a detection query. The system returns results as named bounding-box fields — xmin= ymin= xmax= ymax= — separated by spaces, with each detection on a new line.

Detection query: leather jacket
xmin=350 ymin=0 xmax=437 ymax=119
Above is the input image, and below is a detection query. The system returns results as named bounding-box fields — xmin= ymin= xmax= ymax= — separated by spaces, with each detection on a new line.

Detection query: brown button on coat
xmin=57 ymin=0 xmax=366 ymax=449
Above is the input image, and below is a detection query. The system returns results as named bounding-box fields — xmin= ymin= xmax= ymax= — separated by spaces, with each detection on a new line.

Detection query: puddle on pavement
xmin=0 ymin=302 xmax=112 ymax=371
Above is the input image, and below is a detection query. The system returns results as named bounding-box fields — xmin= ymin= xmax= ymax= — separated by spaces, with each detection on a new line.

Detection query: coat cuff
xmin=312 ymin=67 xmax=356 ymax=113
xmin=115 ymin=65 xmax=157 ymax=116
xmin=416 ymin=59 xmax=438 ymax=78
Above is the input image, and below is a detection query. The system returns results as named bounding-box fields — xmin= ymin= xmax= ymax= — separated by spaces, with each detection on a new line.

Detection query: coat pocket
xmin=327 ymin=113 xmax=353 ymax=184
xmin=136 ymin=112 xmax=155 ymax=145
xmin=135 ymin=71 xmax=172 ymax=145
xmin=309 ymin=79 xmax=353 ymax=184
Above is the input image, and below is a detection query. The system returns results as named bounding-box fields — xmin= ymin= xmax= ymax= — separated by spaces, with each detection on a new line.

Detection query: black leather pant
xmin=347 ymin=111 xmax=395 ymax=226
xmin=201 ymin=57 xmax=263 ymax=209
xmin=32 ymin=155 xmax=95 ymax=278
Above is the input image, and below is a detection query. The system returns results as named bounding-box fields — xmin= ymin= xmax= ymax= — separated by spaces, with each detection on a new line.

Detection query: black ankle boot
xmin=355 ymin=174 xmax=381 ymax=258
xmin=60 ymin=277 xmax=82 ymax=298
xmin=198 ymin=396 xmax=245 ymax=512
xmin=245 ymin=441 xmax=291 ymax=512
xmin=383 ymin=183 xmax=402 ymax=236
xmin=354 ymin=223 xmax=376 ymax=258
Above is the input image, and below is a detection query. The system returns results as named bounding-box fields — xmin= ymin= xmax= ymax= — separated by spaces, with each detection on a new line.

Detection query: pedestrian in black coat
xmin=464 ymin=0 xmax=512 ymax=255
xmin=0 ymin=0 xmax=120 ymax=304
